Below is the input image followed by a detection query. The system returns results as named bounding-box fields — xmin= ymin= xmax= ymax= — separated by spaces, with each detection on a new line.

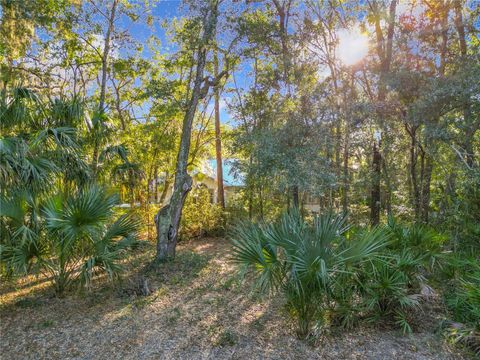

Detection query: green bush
xmin=230 ymin=210 xmax=390 ymax=338
xmin=352 ymin=220 xmax=446 ymax=333
xmin=442 ymin=257 xmax=480 ymax=353
xmin=230 ymin=212 xmax=449 ymax=337
xmin=386 ymin=217 xmax=447 ymax=270
xmin=356 ymin=252 xmax=422 ymax=333
xmin=1 ymin=186 xmax=139 ymax=295
xmin=447 ymin=270 xmax=480 ymax=328
xmin=180 ymin=186 xmax=225 ymax=238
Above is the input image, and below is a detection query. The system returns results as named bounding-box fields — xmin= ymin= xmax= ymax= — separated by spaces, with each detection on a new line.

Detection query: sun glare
xmin=337 ymin=27 xmax=369 ymax=66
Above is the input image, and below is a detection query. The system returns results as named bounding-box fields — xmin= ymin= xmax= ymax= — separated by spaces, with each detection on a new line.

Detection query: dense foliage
xmin=0 ymin=0 xmax=478 ymax=355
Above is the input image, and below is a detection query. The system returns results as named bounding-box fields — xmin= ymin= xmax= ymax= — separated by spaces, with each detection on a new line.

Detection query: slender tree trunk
xmin=92 ymin=0 xmax=118 ymax=175
xmin=370 ymin=0 xmax=397 ymax=225
xmin=248 ymin=156 xmax=253 ymax=220
xmin=406 ymin=124 xmax=420 ymax=219
xmin=342 ymin=128 xmax=349 ymax=214
xmin=214 ymin=47 xmax=225 ymax=208
xmin=420 ymin=5 xmax=449 ymax=223
xmin=248 ymin=189 xmax=253 ymax=220
xmin=155 ymin=3 xmax=218 ymax=262
xmin=259 ymin=184 xmax=264 ymax=220
xmin=454 ymin=0 xmax=475 ymax=167
xmin=272 ymin=0 xmax=291 ymax=90
xmin=421 ymin=156 xmax=433 ymax=223
xmin=382 ymin=156 xmax=392 ymax=217
xmin=371 ymin=141 xmax=382 ymax=225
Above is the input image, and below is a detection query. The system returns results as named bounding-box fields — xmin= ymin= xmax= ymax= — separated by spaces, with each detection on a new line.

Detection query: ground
xmin=0 ymin=238 xmax=472 ymax=360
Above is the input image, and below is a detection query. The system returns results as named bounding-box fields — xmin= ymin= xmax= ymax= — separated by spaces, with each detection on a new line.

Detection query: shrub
xmin=181 ymin=186 xmax=224 ymax=238
xmin=443 ymin=257 xmax=480 ymax=353
xmin=356 ymin=252 xmax=422 ymax=333
xmin=230 ymin=210 xmax=389 ymax=338
xmin=351 ymin=220 xmax=446 ymax=333
xmin=1 ymin=186 xmax=139 ymax=295
xmin=386 ymin=217 xmax=447 ymax=270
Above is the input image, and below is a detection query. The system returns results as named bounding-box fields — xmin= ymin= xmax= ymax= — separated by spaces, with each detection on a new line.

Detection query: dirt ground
xmin=0 ymin=237 xmax=472 ymax=360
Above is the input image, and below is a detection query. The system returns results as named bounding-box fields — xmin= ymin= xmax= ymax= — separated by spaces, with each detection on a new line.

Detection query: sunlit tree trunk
xmin=370 ymin=0 xmax=397 ymax=225
xmin=454 ymin=0 xmax=476 ymax=168
xmin=92 ymin=0 xmax=118 ymax=176
xmin=214 ymin=46 xmax=225 ymax=209
xmin=155 ymin=2 xmax=219 ymax=262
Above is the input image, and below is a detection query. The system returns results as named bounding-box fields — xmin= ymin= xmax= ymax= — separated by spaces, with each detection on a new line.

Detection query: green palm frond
xmin=339 ymin=227 xmax=390 ymax=265
xmin=99 ymin=144 xmax=129 ymax=163
xmin=80 ymin=214 xmax=139 ymax=287
xmin=100 ymin=213 xmax=140 ymax=247
xmin=230 ymin=211 xmax=391 ymax=337
xmin=231 ymin=220 xmax=284 ymax=292
xmin=32 ymin=127 xmax=79 ymax=151
xmin=49 ymin=97 xmax=84 ymax=127
xmin=44 ymin=186 xmax=117 ymax=243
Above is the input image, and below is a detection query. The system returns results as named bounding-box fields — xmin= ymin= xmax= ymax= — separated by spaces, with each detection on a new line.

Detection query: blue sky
xmin=118 ymin=0 xmax=248 ymax=127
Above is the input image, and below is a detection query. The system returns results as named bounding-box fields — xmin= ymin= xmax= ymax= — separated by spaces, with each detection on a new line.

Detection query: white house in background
xmin=151 ymin=159 xmax=244 ymax=206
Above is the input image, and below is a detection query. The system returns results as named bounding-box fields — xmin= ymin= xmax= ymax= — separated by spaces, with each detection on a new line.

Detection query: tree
xmin=214 ymin=46 xmax=226 ymax=209
xmin=155 ymin=0 xmax=222 ymax=261
xmin=368 ymin=0 xmax=398 ymax=225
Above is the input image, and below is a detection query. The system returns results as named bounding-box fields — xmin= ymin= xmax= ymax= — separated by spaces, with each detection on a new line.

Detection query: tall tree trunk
xmin=382 ymin=156 xmax=393 ymax=217
xmin=155 ymin=2 xmax=218 ymax=262
xmin=92 ymin=0 xmax=118 ymax=175
xmin=420 ymin=4 xmax=450 ymax=223
xmin=248 ymin=156 xmax=253 ymax=220
xmin=272 ymin=0 xmax=292 ymax=90
xmin=421 ymin=156 xmax=433 ymax=223
xmin=454 ymin=0 xmax=475 ymax=167
xmin=370 ymin=0 xmax=397 ymax=225
xmin=371 ymin=141 xmax=382 ymax=225
xmin=259 ymin=184 xmax=264 ymax=220
xmin=341 ymin=73 xmax=355 ymax=215
xmin=342 ymin=127 xmax=350 ymax=214
xmin=406 ymin=124 xmax=420 ymax=219
xmin=214 ymin=47 xmax=225 ymax=209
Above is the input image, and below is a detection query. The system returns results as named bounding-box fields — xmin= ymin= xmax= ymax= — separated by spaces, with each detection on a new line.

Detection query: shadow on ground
xmin=0 ymin=238 xmax=471 ymax=360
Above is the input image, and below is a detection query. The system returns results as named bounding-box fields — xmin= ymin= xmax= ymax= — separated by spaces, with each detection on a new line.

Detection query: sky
xmin=116 ymin=0 xmax=238 ymax=125
xmin=32 ymin=0 xmax=480 ymax=127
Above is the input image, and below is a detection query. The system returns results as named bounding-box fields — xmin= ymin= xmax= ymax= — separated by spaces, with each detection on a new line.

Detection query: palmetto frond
xmin=99 ymin=144 xmax=129 ymax=163
xmin=0 ymin=192 xmax=45 ymax=274
xmin=80 ymin=214 xmax=139 ymax=286
xmin=44 ymin=186 xmax=118 ymax=245
xmin=49 ymin=96 xmax=84 ymax=127
xmin=32 ymin=127 xmax=79 ymax=151
xmin=0 ymin=87 xmax=40 ymax=131
xmin=230 ymin=211 xmax=390 ymax=337
xmin=41 ymin=186 xmax=138 ymax=294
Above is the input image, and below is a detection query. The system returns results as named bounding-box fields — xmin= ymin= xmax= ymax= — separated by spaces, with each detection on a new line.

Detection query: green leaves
xmin=230 ymin=211 xmax=391 ymax=337
xmin=43 ymin=188 xmax=112 ymax=256
xmin=1 ymin=185 xmax=139 ymax=295
xmin=80 ymin=214 xmax=139 ymax=287
xmin=231 ymin=220 xmax=283 ymax=292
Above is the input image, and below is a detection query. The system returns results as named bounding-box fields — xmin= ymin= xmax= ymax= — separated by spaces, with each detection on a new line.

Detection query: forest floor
xmin=0 ymin=237 xmax=473 ymax=360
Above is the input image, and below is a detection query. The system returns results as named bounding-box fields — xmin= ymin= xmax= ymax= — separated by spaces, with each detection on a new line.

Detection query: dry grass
xmin=0 ymin=238 xmax=471 ymax=359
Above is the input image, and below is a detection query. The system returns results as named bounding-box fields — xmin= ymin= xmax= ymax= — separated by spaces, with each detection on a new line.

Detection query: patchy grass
xmin=0 ymin=237 xmax=473 ymax=359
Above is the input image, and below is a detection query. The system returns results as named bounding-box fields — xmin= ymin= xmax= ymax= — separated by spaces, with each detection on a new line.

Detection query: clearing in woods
xmin=0 ymin=238 xmax=470 ymax=359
